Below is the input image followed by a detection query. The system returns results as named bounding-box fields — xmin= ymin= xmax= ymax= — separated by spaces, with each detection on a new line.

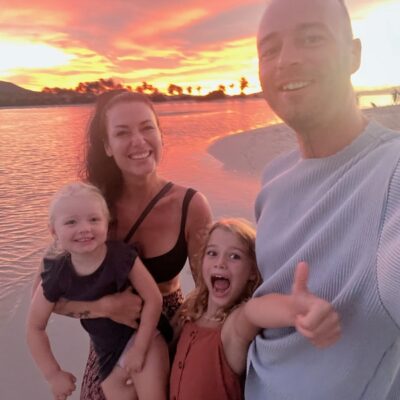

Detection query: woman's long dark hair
xmin=81 ymin=90 xmax=160 ymax=209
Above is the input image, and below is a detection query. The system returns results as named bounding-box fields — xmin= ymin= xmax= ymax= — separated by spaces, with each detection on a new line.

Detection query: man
xmin=246 ymin=0 xmax=400 ymax=399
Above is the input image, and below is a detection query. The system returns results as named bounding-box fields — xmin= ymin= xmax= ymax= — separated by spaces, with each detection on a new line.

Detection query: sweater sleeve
xmin=377 ymin=159 xmax=400 ymax=329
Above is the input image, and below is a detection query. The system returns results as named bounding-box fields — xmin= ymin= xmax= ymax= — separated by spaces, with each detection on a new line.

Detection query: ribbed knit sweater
xmin=246 ymin=121 xmax=400 ymax=400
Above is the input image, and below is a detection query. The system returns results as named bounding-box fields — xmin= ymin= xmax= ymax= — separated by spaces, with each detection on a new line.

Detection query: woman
xmin=33 ymin=90 xmax=212 ymax=399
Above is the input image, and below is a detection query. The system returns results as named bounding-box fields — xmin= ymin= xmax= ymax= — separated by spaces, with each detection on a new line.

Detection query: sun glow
xmin=0 ymin=1 xmax=399 ymax=93
xmin=352 ymin=1 xmax=400 ymax=89
xmin=0 ymin=41 xmax=74 ymax=72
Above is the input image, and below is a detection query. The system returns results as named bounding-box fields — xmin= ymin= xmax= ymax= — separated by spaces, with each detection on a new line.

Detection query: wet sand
xmin=209 ymin=104 xmax=400 ymax=175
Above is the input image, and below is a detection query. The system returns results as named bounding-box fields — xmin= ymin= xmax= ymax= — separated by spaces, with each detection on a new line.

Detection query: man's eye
xmin=303 ymin=34 xmax=325 ymax=46
xmin=260 ymin=45 xmax=280 ymax=60
xmin=260 ymin=40 xmax=282 ymax=60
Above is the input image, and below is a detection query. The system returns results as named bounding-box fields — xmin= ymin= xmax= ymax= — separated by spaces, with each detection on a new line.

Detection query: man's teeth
xmin=282 ymin=81 xmax=310 ymax=91
xmin=129 ymin=151 xmax=150 ymax=160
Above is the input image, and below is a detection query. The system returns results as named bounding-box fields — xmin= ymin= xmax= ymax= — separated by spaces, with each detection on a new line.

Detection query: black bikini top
xmin=123 ymin=182 xmax=196 ymax=283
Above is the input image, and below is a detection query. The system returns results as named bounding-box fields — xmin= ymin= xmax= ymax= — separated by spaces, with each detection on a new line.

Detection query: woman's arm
xmin=124 ymin=257 xmax=163 ymax=374
xmin=54 ymin=288 xmax=142 ymax=328
xmin=185 ymin=192 xmax=212 ymax=283
xmin=222 ymin=262 xmax=341 ymax=374
xmin=26 ymin=286 xmax=76 ymax=397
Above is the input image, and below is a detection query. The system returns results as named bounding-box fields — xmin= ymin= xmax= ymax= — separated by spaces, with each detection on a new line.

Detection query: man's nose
xmin=277 ymin=39 xmax=302 ymax=70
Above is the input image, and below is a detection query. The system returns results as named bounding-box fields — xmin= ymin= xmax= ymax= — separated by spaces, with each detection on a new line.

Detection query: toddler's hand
xmin=124 ymin=346 xmax=146 ymax=375
xmin=292 ymin=262 xmax=341 ymax=348
xmin=48 ymin=369 xmax=76 ymax=399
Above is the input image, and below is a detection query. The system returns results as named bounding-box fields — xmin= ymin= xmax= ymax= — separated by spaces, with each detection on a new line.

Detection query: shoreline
xmin=208 ymin=104 xmax=400 ymax=175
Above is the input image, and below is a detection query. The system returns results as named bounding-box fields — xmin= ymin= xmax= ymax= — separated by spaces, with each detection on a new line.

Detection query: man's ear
xmin=350 ymin=38 xmax=362 ymax=74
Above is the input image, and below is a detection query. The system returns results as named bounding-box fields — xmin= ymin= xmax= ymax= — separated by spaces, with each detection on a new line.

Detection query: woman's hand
xmin=101 ymin=287 xmax=143 ymax=329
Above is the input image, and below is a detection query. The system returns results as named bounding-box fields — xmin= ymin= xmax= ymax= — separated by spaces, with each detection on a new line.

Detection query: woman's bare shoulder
xmin=163 ymin=183 xmax=210 ymax=213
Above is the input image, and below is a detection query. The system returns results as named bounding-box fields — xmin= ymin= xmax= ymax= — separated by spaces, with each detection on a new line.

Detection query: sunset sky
xmin=0 ymin=0 xmax=399 ymax=94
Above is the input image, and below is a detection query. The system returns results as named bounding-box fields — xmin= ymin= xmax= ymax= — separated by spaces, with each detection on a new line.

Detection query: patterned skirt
xmin=80 ymin=288 xmax=184 ymax=400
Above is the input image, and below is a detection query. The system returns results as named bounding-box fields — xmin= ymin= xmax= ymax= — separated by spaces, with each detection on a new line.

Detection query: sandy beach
xmin=1 ymin=104 xmax=399 ymax=400
xmin=209 ymin=104 xmax=400 ymax=176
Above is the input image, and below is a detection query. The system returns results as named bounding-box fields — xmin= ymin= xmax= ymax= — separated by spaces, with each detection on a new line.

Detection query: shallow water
xmin=0 ymin=98 xmax=282 ymax=328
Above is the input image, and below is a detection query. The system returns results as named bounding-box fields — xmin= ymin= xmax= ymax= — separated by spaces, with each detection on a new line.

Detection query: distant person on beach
xmin=246 ymin=0 xmax=400 ymax=398
xmin=31 ymin=91 xmax=212 ymax=400
xmin=170 ymin=218 xmax=340 ymax=400
xmin=27 ymin=182 xmax=169 ymax=400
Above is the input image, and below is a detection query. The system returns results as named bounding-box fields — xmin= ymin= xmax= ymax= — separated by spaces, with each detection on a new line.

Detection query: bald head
xmin=332 ymin=0 xmax=353 ymax=40
xmin=259 ymin=0 xmax=353 ymax=44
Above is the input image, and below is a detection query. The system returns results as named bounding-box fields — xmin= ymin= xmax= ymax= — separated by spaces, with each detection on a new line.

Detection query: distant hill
xmin=0 ymin=81 xmax=39 ymax=96
xmin=0 ymin=81 xmax=95 ymax=107
xmin=0 ymin=81 xmax=47 ymax=107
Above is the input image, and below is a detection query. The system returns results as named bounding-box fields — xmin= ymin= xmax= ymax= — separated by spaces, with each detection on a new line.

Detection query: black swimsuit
xmin=123 ymin=182 xmax=196 ymax=283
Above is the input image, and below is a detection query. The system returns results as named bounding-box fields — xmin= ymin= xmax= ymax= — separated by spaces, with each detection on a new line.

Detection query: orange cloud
xmin=1 ymin=0 xmax=399 ymax=93
xmin=138 ymin=8 xmax=209 ymax=38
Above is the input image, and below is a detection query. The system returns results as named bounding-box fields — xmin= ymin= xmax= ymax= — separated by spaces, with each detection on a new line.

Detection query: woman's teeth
xmin=129 ymin=151 xmax=150 ymax=160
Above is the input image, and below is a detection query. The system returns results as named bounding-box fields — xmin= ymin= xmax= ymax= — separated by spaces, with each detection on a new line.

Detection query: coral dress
xmin=170 ymin=321 xmax=244 ymax=400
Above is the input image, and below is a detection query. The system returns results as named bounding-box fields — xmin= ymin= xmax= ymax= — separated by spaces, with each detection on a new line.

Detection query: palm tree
xmin=167 ymin=84 xmax=183 ymax=96
xmin=392 ymin=89 xmax=399 ymax=104
xmin=239 ymin=77 xmax=249 ymax=95
xmin=135 ymin=81 xmax=159 ymax=94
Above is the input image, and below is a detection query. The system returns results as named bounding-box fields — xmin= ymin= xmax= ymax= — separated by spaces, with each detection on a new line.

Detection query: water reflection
xmin=0 ymin=98 xmax=279 ymax=324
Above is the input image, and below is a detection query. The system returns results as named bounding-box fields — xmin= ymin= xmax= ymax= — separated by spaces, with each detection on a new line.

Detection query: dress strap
xmin=123 ymin=181 xmax=174 ymax=243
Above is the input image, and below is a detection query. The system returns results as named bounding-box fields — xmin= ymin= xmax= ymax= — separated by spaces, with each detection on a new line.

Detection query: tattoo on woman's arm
xmin=66 ymin=311 xmax=91 ymax=319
